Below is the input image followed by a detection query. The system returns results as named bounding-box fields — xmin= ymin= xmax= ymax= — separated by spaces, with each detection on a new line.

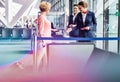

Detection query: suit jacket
xmin=75 ymin=11 xmax=97 ymax=38
xmin=38 ymin=13 xmax=51 ymax=37
xmin=38 ymin=13 xmax=51 ymax=43
xmin=68 ymin=14 xmax=79 ymax=37
xmin=68 ymin=14 xmax=76 ymax=27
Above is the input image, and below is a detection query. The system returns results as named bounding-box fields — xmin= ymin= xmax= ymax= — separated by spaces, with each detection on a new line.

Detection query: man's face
xmin=73 ymin=6 xmax=79 ymax=14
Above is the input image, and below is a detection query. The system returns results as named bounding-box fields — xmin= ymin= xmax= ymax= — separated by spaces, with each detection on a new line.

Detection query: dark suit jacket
xmin=67 ymin=14 xmax=79 ymax=37
xmin=68 ymin=14 xmax=76 ymax=27
xmin=75 ymin=11 xmax=97 ymax=38
xmin=68 ymin=15 xmax=73 ymax=27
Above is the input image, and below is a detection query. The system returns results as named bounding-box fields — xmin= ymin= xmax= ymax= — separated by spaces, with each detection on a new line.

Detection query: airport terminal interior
xmin=0 ymin=0 xmax=120 ymax=82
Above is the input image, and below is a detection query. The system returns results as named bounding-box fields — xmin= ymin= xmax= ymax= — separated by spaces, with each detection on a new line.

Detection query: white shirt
xmin=82 ymin=13 xmax=87 ymax=25
xmin=73 ymin=13 xmax=78 ymax=23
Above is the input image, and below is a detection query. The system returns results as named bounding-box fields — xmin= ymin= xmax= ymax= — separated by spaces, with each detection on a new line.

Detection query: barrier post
xmin=33 ymin=32 xmax=38 ymax=72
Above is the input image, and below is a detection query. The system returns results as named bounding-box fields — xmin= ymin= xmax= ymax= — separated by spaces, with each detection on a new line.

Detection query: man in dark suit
xmin=75 ymin=1 xmax=97 ymax=40
xmin=66 ymin=4 xmax=79 ymax=37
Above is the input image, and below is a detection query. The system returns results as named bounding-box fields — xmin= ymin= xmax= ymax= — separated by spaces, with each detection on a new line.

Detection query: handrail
xmin=32 ymin=33 xmax=120 ymax=71
xmin=37 ymin=37 xmax=120 ymax=41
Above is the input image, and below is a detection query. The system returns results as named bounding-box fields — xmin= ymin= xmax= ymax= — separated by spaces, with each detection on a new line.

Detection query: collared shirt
xmin=82 ymin=13 xmax=87 ymax=25
xmin=73 ymin=13 xmax=78 ymax=23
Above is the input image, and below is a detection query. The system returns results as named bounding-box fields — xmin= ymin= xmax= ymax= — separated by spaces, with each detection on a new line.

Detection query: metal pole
xmin=33 ymin=32 xmax=38 ymax=72
xmin=33 ymin=11 xmax=40 ymax=72
xmin=118 ymin=0 xmax=120 ymax=54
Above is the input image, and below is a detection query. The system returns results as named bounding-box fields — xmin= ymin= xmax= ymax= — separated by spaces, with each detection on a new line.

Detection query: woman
xmin=38 ymin=2 xmax=51 ymax=38
xmin=76 ymin=1 xmax=97 ymax=41
xmin=14 ymin=1 xmax=51 ymax=70
xmin=36 ymin=1 xmax=51 ymax=68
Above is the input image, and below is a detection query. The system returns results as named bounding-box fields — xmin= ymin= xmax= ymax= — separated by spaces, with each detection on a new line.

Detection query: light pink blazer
xmin=38 ymin=13 xmax=51 ymax=43
xmin=38 ymin=13 xmax=51 ymax=37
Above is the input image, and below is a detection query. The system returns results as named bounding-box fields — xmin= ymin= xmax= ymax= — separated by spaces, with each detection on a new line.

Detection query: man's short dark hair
xmin=74 ymin=4 xmax=78 ymax=7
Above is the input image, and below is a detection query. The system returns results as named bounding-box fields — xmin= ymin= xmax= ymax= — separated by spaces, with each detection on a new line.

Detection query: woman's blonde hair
xmin=78 ymin=1 xmax=88 ymax=8
xmin=39 ymin=1 xmax=51 ymax=12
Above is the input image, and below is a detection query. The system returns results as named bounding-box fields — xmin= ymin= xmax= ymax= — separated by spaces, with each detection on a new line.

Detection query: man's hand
xmin=69 ymin=24 xmax=76 ymax=28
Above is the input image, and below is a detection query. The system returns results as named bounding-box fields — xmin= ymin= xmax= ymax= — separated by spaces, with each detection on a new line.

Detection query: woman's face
xmin=46 ymin=6 xmax=51 ymax=14
xmin=78 ymin=5 xmax=87 ymax=13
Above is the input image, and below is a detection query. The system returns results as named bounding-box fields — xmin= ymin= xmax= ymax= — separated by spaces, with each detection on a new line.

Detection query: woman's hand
xmin=66 ymin=28 xmax=72 ymax=33
xmin=39 ymin=34 xmax=44 ymax=37
xmin=51 ymin=29 xmax=58 ymax=32
xmin=81 ymin=26 xmax=90 ymax=30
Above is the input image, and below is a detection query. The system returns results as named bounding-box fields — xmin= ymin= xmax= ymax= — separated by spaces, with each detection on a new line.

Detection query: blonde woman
xmin=13 ymin=1 xmax=51 ymax=70
xmin=36 ymin=1 xmax=51 ymax=69
xmin=38 ymin=1 xmax=51 ymax=38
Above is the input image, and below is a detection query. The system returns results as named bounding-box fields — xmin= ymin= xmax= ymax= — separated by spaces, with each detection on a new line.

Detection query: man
xmin=66 ymin=4 xmax=79 ymax=37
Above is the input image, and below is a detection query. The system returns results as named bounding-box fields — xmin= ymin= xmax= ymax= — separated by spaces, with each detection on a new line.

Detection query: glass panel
xmin=47 ymin=12 xmax=65 ymax=37
xmin=104 ymin=0 xmax=118 ymax=53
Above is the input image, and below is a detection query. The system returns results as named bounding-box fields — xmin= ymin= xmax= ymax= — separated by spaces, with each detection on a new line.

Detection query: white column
xmin=64 ymin=0 xmax=69 ymax=30
xmin=5 ymin=0 xmax=13 ymax=27
xmin=96 ymin=0 xmax=104 ymax=49
xmin=64 ymin=0 xmax=69 ymax=16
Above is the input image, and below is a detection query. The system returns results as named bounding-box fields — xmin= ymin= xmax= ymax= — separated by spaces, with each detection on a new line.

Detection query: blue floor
xmin=0 ymin=40 xmax=32 ymax=66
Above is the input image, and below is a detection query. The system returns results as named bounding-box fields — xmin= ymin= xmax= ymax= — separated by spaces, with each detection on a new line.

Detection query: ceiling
xmin=0 ymin=0 xmax=41 ymax=27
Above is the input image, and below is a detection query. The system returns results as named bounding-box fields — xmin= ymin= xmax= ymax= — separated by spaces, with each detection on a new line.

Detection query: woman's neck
xmin=82 ymin=9 xmax=88 ymax=14
xmin=41 ymin=12 xmax=47 ymax=15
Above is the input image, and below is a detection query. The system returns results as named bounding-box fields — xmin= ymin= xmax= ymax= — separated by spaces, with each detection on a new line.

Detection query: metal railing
xmin=32 ymin=32 xmax=120 ymax=71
